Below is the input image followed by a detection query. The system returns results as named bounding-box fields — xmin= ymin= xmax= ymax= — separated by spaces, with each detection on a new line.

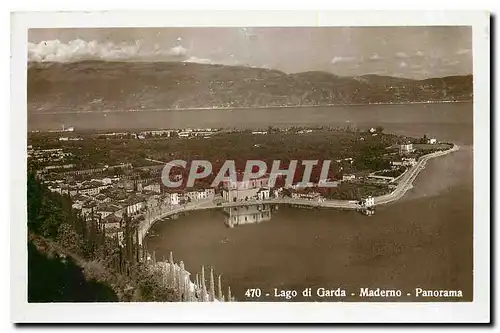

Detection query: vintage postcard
xmin=11 ymin=11 xmax=490 ymax=323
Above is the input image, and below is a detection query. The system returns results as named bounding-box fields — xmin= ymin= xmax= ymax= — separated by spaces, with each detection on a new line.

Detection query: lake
xmin=34 ymin=102 xmax=473 ymax=302
xmin=29 ymin=102 xmax=472 ymax=146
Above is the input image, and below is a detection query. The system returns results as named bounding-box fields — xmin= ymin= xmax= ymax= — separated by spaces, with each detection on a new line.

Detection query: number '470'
xmin=245 ymin=288 xmax=262 ymax=298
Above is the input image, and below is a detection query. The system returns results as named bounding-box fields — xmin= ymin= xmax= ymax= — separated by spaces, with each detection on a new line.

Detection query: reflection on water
xmin=143 ymin=102 xmax=473 ymax=302
xmin=223 ymin=205 xmax=275 ymax=228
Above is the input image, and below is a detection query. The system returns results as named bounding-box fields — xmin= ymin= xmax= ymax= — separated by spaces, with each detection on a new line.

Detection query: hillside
xmin=28 ymin=61 xmax=473 ymax=112
xmin=28 ymin=238 xmax=119 ymax=302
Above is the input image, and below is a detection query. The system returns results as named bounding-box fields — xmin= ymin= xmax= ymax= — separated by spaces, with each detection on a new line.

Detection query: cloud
xmin=368 ymin=53 xmax=382 ymax=61
xmin=183 ymin=56 xmax=213 ymax=64
xmin=457 ymin=48 xmax=472 ymax=55
xmin=168 ymin=45 xmax=187 ymax=57
xmin=331 ymin=56 xmax=356 ymax=65
xmin=399 ymin=61 xmax=408 ymax=68
xmin=415 ymin=51 xmax=425 ymax=57
xmin=28 ymin=39 xmax=189 ymax=62
xmin=395 ymin=52 xmax=408 ymax=58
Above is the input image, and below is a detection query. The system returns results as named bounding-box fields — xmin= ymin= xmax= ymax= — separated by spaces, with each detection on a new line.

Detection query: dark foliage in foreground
xmin=27 ymin=171 xmax=179 ymax=302
xmin=27 ymin=241 xmax=118 ymax=302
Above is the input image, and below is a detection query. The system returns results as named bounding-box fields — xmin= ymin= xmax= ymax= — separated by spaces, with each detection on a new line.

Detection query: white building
xmin=222 ymin=175 xmax=270 ymax=202
xmin=400 ymin=143 xmax=414 ymax=154
xmin=289 ymin=182 xmax=316 ymax=190
xmin=185 ymin=190 xmax=201 ymax=202
xmin=143 ymin=183 xmax=161 ymax=193
xmin=125 ymin=198 xmax=145 ymax=215
xmin=361 ymin=196 xmax=375 ymax=207
xmin=402 ymin=157 xmax=417 ymax=166
xmin=428 ymin=138 xmax=437 ymax=144
xmin=78 ymin=184 xmax=112 ymax=196
xmin=291 ymin=191 xmax=321 ymax=200
xmin=197 ymin=188 xmax=215 ymax=200
xmin=342 ymin=174 xmax=356 ymax=182
xmin=257 ymin=188 xmax=271 ymax=200
xmin=224 ymin=176 xmax=269 ymax=190
xmin=392 ymin=157 xmax=417 ymax=168
xmin=166 ymin=192 xmax=181 ymax=206
xmin=318 ymin=179 xmax=340 ymax=187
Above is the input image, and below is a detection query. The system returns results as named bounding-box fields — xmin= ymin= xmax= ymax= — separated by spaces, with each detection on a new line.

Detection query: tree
xmin=375 ymin=126 xmax=384 ymax=133
xmin=27 ymin=172 xmax=43 ymax=233
xmin=56 ymin=223 xmax=84 ymax=256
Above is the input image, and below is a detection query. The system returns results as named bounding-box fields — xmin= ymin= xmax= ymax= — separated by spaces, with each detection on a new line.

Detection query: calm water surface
xmin=29 ymin=102 xmax=472 ymax=146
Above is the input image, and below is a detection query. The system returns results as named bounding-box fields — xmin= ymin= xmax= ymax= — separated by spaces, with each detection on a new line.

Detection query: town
xmin=28 ymin=125 xmax=453 ymax=244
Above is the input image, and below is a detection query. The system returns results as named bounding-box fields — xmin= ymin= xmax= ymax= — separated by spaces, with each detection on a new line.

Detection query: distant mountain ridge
xmin=28 ymin=61 xmax=473 ymax=112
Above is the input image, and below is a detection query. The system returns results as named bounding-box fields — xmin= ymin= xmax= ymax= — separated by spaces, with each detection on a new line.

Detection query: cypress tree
xmin=217 ymin=275 xmax=223 ymax=301
xmin=209 ymin=267 xmax=215 ymax=302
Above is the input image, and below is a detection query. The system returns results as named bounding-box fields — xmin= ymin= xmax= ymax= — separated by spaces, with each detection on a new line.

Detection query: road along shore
xmin=373 ymin=144 xmax=460 ymax=206
xmin=138 ymin=145 xmax=460 ymax=244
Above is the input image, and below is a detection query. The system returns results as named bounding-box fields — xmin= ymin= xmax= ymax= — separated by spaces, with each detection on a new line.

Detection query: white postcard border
xmin=10 ymin=10 xmax=490 ymax=323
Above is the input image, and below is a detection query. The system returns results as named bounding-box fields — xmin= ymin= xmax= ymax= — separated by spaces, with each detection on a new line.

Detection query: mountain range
xmin=28 ymin=61 xmax=473 ymax=112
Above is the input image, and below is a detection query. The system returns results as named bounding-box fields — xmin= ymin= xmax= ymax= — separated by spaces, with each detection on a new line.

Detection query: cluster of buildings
xmin=28 ymin=146 xmax=216 ymax=239
xmin=250 ymin=128 xmax=315 ymax=135
xmin=29 ymin=129 xmax=443 ymax=234
xmin=391 ymin=157 xmax=417 ymax=168
xmin=58 ymin=136 xmax=83 ymax=141
xmin=176 ymin=128 xmax=218 ymax=139
xmin=31 ymin=146 xmax=133 ymax=178
xmin=99 ymin=128 xmax=220 ymax=140
xmin=221 ymin=174 xmax=273 ymax=202
xmin=45 ymin=172 xmax=218 ymax=238
xmin=28 ymin=147 xmax=72 ymax=163
xmin=399 ymin=143 xmax=415 ymax=154
xmin=220 ymin=173 xmax=333 ymax=203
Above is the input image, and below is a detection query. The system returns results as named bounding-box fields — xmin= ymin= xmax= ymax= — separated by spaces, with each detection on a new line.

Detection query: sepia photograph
xmin=11 ymin=10 xmax=490 ymax=323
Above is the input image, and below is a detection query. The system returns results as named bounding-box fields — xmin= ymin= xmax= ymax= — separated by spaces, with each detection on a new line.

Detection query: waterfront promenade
xmin=374 ymin=144 xmax=460 ymax=205
xmin=138 ymin=145 xmax=460 ymax=244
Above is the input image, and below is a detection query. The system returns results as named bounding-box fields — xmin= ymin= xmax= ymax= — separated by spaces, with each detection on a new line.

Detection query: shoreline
xmin=373 ymin=144 xmax=460 ymax=206
xmin=139 ymin=145 xmax=460 ymax=243
xmin=29 ymin=100 xmax=472 ymax=116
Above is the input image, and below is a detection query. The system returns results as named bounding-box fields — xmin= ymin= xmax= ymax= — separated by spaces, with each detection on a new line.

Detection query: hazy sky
xmin=28 ymin=27 xmax=472 ymax=79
